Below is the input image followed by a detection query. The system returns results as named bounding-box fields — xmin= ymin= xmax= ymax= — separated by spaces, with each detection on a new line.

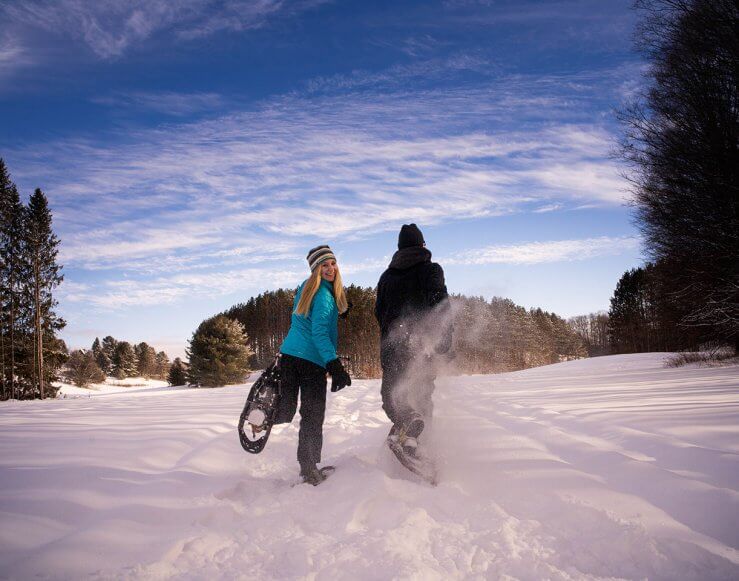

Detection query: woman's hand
xmin=326 ymin=358 xmax=352 ymax=392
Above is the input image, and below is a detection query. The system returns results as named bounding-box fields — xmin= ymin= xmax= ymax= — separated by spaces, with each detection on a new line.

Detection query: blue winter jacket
xmin=280 ymin=278 xmax=338 ymax=368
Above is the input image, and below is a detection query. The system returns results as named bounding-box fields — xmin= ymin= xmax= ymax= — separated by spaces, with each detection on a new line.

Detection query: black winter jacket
xmin=374 ymin=246 xmax=452 ymax=350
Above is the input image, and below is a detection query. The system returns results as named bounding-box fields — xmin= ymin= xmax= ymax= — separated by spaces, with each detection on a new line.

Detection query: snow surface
xmin=1 ymin=353 xmax=737 ymax=580
xmin=57 ymin=377 xmax=172 ymax=398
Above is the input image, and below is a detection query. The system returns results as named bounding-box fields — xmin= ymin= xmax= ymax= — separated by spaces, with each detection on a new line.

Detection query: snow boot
xmin=405 ymin=414 xmax=425 ymax=439
xmin=300 ymin=464 xmax=335 ymax=486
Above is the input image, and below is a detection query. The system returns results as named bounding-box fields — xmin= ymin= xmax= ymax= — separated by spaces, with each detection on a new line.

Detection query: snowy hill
xmin=1 ymin=354 xmax=737 ymax=580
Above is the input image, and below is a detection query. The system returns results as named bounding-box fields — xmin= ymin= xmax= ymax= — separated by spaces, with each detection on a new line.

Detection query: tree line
xmin=572 ymin=1 xmax=738 ymax=358
xmin=62 ymin=336 xmax=183 ymax=388
xmin=614 ymin=0 xmax=738 ymax=354
xmin=185 ymin=285 xmax=588 ymax=386
xmin=1 ymin=159 xmax=65 ymax=400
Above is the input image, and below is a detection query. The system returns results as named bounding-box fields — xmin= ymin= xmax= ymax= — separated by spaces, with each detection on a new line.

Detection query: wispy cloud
xmin=445 ymin=236 xmax=639 ymax=265
xmin=60 ymin=267 xmax=305 ymax=310
xmin=533 ymin=203 xmax=563 ymax=214
xmin=400 ymin=35 xmax=445 ymax=58
xmin=91 ymin=91 xmax=228 ymax=116
xmin=3 ymin=0 xmax=328 ymax=59
xmin=0 ymin=33 xmax=33 ymax=80
xmin=8 ymin=68 xmax=630 ymax=276
xmin=303 ymin=53 xmax=492 ymax=94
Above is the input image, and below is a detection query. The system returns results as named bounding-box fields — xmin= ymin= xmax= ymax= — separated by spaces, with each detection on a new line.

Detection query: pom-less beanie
xmin=398 ymin=224 xmax=425 ymax=249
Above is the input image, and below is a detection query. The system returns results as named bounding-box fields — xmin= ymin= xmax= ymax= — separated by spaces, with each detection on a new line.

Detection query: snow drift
xmin=0 ymin=353 xmax=737 ymax=580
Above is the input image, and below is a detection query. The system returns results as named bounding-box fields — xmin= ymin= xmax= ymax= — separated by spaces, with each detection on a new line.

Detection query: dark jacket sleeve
xmin=424 ymin=263 xmax=449 ymax=308
xmin=374 ymin=273 xmax=385 ymax=326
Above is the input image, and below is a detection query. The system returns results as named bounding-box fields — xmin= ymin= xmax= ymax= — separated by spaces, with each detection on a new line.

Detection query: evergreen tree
xmin=21 ymin=188 xmax=65 ymax=399
xmin=154 ymin=350 xmax=170 ymax=380
xmin=96 ymin=351 xmax=111 ymax=376
xmin=134 ymin=342 xmax=156 ymax=378
xmin=101 ymin=335 xmax=117 ymax=357
xmin=100 ymin=336 xmax=117 ymax=374
xmin=168 ymin=357 xmax=187 ymax=386
xmin=0 ymin=160 xmax=24 ymax=400
xmin=187 ymin=315 xmax=252 ymax=387
xmin=608 ymin=268 xmax=648 ymax=353
xmin=63 ymin=349 xmax=105 ymax=387
xmin=112 ymin=341 xmax=137 ymax=379
xmin=91 ymin=336 xmax=110 ymax=374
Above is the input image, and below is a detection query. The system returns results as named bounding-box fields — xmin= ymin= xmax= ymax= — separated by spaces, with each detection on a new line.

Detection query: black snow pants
xmin=380 ymin=341 xmax=436 ymax=430
xmin=274 ymin=353 xmax=328 ymax=471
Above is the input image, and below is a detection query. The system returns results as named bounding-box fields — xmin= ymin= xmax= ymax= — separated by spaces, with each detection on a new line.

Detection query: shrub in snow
xmin=62 ymin=350 xmax=106 ymax=387
xmin=665 ymin=346 xmax=737 ymax=368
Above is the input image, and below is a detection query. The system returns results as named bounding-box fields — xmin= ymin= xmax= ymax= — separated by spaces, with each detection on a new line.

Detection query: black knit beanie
xmin=398 ymin=224 xmax=425 ymax=249
xmin=306 ymin=245 xmax=336 ymax=271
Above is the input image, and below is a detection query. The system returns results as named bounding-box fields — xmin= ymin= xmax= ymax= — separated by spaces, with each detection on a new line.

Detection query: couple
xmin=276 ymin=224 xmax=452 ymax=485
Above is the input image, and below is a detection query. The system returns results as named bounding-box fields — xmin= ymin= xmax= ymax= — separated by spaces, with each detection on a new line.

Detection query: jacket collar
xmin=388 ymin=246 xmax=432 ymax=270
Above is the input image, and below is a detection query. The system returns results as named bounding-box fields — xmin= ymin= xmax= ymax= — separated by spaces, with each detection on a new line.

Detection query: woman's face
xmin=320 ymin=259 xmax=337 ymax=282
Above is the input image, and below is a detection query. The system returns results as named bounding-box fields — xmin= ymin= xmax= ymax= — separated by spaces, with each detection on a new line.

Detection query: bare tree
xmin=619 ymin=0 xmax=739 ymax=348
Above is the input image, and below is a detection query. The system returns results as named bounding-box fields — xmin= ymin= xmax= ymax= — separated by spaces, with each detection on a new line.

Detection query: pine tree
xmin=100 ymin=336 xmax=117 ymax=374
xmin=21 ymin=188 xmax=65 ymax=399
xmin=187 ymin=315 xmax=252 ymax=387
xmin=91 ymin=336 xmax=110 ymax=374
xmin=154 ymin=350 xmax=170 ymax=380
xmin=134 ymin=342 xmax=156 ymax=378
xmin=167 ymin=357 xmax=187 ymax=386
xmin=112 ymin=341 xmax=137 ymax=379
xmin=96 ymin=351 xmax=111 ymax=376
xmin=0 ymin=160 xmax=24 ymax=400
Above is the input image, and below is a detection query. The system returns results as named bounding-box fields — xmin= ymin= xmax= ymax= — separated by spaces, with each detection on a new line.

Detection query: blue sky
xmin=1 ymin=0 xmax=645 ymax=359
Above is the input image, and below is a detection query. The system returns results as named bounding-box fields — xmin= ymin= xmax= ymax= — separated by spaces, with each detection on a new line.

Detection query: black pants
xmin=380 ymin=342 xmax=436 ymax=429
xmin=274 ymin=354 xmax=328 ymax=471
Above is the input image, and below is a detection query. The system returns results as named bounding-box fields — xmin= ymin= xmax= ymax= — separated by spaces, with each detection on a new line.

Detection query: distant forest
xmin=220 ymin=286 xmax=588 ymax=379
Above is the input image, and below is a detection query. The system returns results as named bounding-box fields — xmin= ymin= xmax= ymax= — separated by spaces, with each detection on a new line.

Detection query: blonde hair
xmin=295 ymin=262 xmax=348 ymax=316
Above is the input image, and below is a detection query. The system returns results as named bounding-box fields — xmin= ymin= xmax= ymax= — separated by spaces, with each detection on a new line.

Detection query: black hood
xmin=388 ymin=246 xmax=432 ymax=270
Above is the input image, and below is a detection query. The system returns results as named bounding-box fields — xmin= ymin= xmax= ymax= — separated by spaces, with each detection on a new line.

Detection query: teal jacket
xmin=280 ymin=278 xmax=338 ymax=368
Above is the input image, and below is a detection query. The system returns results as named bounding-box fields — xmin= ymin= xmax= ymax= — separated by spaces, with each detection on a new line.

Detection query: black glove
xmin=326 ymin=358 xmax=351 ymax=392
xmin=339 ymin=301 xmax=353 ymax=320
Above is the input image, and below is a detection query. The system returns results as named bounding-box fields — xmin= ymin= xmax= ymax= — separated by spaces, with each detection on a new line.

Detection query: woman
xmin=275 ymin=244 xmax=352 ymax=485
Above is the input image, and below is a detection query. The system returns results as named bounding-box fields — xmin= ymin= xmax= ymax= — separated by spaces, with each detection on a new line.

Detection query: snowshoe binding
xmin=387 ymin=416 xmax=438 ymax=485
xmin=238 ymin=355 xmax=282 ymax=454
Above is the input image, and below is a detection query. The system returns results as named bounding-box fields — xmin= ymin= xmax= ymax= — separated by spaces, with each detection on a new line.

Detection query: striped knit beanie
xmin=307 ymin=245 xmax=336 ymax=271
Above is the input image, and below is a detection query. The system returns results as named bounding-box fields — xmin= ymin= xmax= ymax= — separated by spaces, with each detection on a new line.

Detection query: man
xmin=374 ymin=223 xmax=452 ymax=457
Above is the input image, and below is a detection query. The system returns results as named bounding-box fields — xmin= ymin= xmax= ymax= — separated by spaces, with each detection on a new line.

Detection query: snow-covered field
xmin=58 ymin=376 xmax=172 ymax=397
xmin=1 ymin=353 xmax=737 ymax=580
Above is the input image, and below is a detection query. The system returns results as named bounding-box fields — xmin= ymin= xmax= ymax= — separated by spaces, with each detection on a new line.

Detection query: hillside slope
xmin=0 ymin=354 xmax=737 ymax=580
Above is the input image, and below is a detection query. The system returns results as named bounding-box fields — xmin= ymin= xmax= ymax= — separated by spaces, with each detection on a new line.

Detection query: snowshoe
xmin=238 ymin=355 xmax=282 ymax=454
xmin=387 ymin=421 xmax=438 ymax=486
